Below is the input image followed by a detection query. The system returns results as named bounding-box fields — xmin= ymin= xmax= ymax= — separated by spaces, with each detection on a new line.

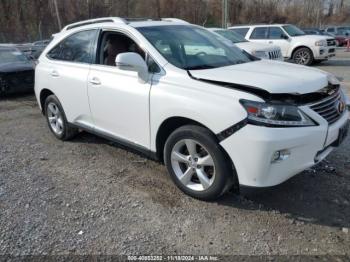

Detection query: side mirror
xmin=115 ymin=52 xmax=149 ymax=83
xmin=281 ymin=34 xmax=289 ymax=40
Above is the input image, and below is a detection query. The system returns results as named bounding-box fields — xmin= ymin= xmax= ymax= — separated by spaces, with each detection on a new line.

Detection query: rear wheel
xmin=164 ymin=125 xmax=234 ymax=201
xmin=292 ymin=47 xmax=314 ymax=66
xmin=44 ymin=95 xmax=79 ymax=140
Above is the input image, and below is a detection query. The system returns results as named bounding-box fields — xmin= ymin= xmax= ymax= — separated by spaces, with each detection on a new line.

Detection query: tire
xmin=44 ymin=95 xmax=79 ymax=141
xmin=313 ymin=60 xmax=324 ymax=65
xmin=164 ymin=125 xmax=235 ymax=201
xmin=292 ymin=47 xmax=314 ymax=66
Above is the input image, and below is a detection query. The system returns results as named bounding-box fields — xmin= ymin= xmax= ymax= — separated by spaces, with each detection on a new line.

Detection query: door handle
xmin=268 ymin=41 xmax=273 ymax=44
xmin=51 ymin=70 xmax=59 ymax=77
xmin=89 ymin=77 xmax=101 ymax=85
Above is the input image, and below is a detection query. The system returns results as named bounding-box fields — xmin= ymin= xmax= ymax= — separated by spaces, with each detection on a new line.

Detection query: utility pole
xmin=53 ymin=0 xmax=62 ymax=30
xmin=222 ymin=0 xmax=228 ymax=29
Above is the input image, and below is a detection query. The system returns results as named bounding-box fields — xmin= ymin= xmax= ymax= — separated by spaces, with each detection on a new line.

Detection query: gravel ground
xmin=1 ymin=52 xmax=350 ymax=258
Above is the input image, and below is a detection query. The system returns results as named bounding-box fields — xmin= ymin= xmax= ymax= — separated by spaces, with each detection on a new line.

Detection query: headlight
xmin=327 ymin=74 xmax=340 ymax=85
xmin=252 ymin=50 xmax=269 ymax=59
xmin=315 ymin=40 xmax=327 ymax=46
xmin=240 ymin=100 xmax=316 ymax=127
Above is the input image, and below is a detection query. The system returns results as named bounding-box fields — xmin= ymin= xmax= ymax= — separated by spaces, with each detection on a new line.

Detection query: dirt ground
xmin=0 ymin=51 xmax=350 ymax=258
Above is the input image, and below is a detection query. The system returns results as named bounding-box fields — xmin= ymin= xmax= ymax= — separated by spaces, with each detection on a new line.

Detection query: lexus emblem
xmin=336 ymin=100 xmax=346 ymax=114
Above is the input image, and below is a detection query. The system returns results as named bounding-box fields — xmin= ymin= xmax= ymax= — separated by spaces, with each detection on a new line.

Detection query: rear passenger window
xmin=250 ymin=27 xmax=269 ymax=39
xmin=47 ymin=30 xmax=97 ymax=63
xmin=327 ymin=28 xmax=335 ymax=33
xmin=230 ymin=28 xmax=249 ymax=37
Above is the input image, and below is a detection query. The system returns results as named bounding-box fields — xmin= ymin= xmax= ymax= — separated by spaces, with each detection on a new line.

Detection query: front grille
xmin=268 ymin=50 xmax=282 ymax=60
xmin=310 ymin=89 xmax=345 ymax=125
xmin=327 ymin=39 xmax=336 ymax=46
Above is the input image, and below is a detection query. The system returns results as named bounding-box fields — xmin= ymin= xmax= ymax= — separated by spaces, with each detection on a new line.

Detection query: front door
xmin=267 ymin=27 xmax=291 ymax=58
xmin=87 ymin=31 xmax=152 ymax=149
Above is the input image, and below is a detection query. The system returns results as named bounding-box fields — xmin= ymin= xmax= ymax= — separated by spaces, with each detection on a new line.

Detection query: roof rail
xmin=61 ymin=17 xmax=190 ymax=32
xmin=161 ymin=18 xmax=189 ymax=24
xmin=62 ymin=17 xmax=126 ymax=31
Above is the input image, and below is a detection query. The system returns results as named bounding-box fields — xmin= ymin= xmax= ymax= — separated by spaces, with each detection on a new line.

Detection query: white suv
xmin=230 ymin=24 xmax=336 ymax=66
xmin=35 ymin=18 xmax=349 ymax=200
xmin=207 ymin=28 xmax=283 ymax=61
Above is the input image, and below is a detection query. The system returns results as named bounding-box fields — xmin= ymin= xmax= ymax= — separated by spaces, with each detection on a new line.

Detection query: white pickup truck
xmin=230 ymin=24 xmax=337 ymax=66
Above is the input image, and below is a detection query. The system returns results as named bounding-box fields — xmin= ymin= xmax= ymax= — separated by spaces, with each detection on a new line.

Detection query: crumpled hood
xmin=189 ymin=60 xmax=331 ymax=95
xmin=0 ymin=62 xmax=34 ymax=73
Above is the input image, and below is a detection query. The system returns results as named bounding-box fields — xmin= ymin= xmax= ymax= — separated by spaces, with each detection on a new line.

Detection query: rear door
xmin=45 ymin=29 xmax=98 ymax=127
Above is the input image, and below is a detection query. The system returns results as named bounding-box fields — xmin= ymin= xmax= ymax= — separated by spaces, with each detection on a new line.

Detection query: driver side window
xmin=96 ymin=32 xmax=159 ymax=73
xmin=268 ymin=27 xmax=286 ymax=39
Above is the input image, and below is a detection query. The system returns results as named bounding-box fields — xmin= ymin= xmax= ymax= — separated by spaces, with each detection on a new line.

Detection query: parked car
xmin=207 ymin=28 xmax=283 ymax=60
xmin=14 ymin=43 xmax=34 ymax=58
xmin=35 ymin=18 xmax=349 ymax=200
xmin=230 ymin=24 xmax=336 ymax=65
xmin=324 ymin=26 xmax=350 ymax=36
xmin=302 ymin=28 xmax=345 ymax=47
xmin=31 ymin=39 xmax=51 ymax=59
xmin=33 ymin=40 xmax=51 ymax=46
xmin=0 ymin=46 xmax=35 ymax=95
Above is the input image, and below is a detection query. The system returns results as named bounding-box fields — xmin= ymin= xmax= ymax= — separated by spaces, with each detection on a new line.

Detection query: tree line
xmin=0 ymin=0 xmax=349 ymax=43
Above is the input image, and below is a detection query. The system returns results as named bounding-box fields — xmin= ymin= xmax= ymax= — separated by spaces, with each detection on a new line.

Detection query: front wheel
xmin=292 ymin=47 xmax=314 ymax=66
xmin=164 ymin=125 xmax=234 ymax=201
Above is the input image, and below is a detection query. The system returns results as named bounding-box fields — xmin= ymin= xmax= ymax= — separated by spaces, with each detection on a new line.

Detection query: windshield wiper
xmin=185 ymin=65 xmax=216 ymax=70
xmin=234 ymin=60 xmax=247 ymax=64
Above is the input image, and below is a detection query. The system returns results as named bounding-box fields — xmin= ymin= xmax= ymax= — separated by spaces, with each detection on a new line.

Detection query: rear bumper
xmin=220 ymin=111 xmax=349 ymax=188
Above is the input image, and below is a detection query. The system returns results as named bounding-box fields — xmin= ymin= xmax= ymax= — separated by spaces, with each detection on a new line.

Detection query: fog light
xmin=271 ymin=149 xmax=291 ymax=163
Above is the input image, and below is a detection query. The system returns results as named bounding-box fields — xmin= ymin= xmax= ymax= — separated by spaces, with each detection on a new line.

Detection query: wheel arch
xmin=155 ymin=117 xmax=237 ymax=178
xmin=155 ymin=117 xmax=206 ymax=162
xmin=291 ymin=45 xmax=314 ymax=59
xmin=156 ymin=116 xmax=239 ymax=192
xmin=39 ymin=89 xmax=54 ymax=114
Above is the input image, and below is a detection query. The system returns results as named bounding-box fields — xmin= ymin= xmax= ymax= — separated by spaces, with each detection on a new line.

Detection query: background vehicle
xmin=0 ymin=46 xmax=34 ymax=95
xmin=230 ymin=24 xmax=336 ymax=65
xmin=35 ymin=18 xmax=348 ymax=201
xmin=303 ymin=28 xmax=346 ymax=47
xmin=207 ymin=28 xmax=283 ymax=60
xmin=30 ymin=39 xmax=51 ymax=59
xmin=324 ymin=26 xmax=350 ymax=36
xmin=14 ymin=43 xmax=33 ymax=59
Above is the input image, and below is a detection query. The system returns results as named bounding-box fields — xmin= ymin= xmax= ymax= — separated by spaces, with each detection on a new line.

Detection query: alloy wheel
xmin=47 ymin=102 xmax=64 ymax=135
xmin=171 ymin=139 xmax=215 ymax=191
xmin=294 ymin=50 xmax=311 ymax=65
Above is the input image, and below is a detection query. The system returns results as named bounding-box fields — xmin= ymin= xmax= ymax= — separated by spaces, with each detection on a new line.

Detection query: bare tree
xmin=1 ymin=0 xmax=350 ymax=43
xmin=52 ymin=0 xmax=62 ymax=30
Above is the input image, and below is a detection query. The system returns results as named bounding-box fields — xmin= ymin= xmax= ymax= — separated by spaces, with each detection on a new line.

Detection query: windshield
xmin=282 ymin=25 xmax=306 ymax=36
xmin=137 ymin=25 xmax=253 ymax=70
xmin=214 ymin=29 xmax=248 ymax=43
xmin=339 ymin=27 xmax=350 ymax=32
xmin=338 ymin=29 xmax=350 ymax=35
xmin=0 ymin=49 xmax=29 ymax=64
